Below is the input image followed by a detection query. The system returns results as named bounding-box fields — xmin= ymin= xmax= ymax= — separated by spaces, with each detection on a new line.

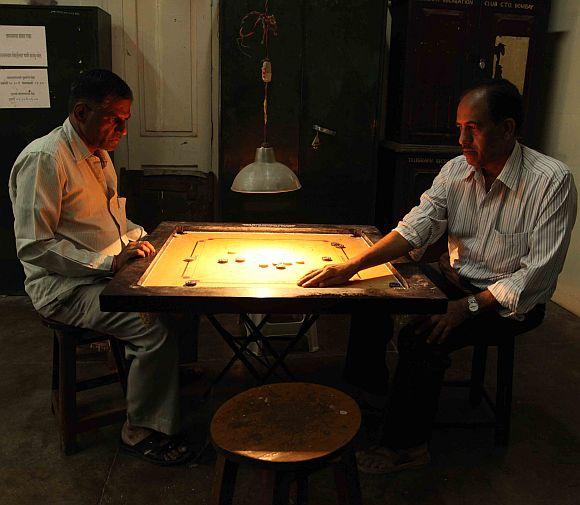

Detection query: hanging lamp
xmin=231 ymin=2 xmax=301 ymax=194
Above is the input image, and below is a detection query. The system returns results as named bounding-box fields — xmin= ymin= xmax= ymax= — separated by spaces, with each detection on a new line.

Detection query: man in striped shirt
xmin=10 ymin=70 xmax=194 ymax=465
xmin=299 ymin=79 xmax=577 ymax=473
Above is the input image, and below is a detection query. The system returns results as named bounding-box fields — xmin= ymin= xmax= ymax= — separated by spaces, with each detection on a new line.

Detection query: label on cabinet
xmin=0 ymin=25 xmax=47 ymax=67
xmin=0 ymin=68 xmax=50 ymax=109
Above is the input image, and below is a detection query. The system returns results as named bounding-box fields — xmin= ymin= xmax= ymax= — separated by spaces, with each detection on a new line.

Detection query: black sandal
xmin=120 ymin=432 xmax=194 ymax=466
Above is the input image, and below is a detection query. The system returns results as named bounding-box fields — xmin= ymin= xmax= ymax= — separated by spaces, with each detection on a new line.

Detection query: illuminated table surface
xmin=101 ymin=222 xmax=447 ymax=315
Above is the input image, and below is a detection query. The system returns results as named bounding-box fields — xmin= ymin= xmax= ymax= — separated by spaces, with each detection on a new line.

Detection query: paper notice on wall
xmin=0 ymin=25 xmax=48 ymax=67
xmin=0 ymin=69 xmax=50 ymax=109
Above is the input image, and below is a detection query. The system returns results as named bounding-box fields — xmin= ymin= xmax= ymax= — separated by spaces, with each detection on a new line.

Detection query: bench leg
xmin=469 ymin=344 xmax=488 ymax=406
xmin=495 ymin=337 xmax=515 ymax=446
xmin=334 ymin=448 xmax=362 ymax=505
xmin=51 ymin=334 xmax=59 ymax=414
xmin=109 ymin=338 xmax=129 ymax=396
xmin=212 ymin=454 xmax=238 ymax=505
xmin=296 ymin=471 xmax=309 ymax=505
xmin=57 ymin=331 xmax=78 ymax=454
xmin=252 ymin=470 xmax=292 ymax=505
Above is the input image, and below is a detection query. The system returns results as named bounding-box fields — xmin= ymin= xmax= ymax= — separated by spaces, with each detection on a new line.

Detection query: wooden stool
xmin=41 ymin=316 xmax=129 ymax=454
xmin=210 ymin=383 xmax=362 ymax=505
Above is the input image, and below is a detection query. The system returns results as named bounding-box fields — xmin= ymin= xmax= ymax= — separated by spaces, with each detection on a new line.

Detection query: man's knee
xmin=398 ymin=326 xmax=451 ymax=371
xmin=115 ymin=313 xmax=176 ymax=354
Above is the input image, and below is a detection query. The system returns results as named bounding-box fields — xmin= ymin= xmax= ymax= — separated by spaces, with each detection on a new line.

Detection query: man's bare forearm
xmin=349 ymin=230 xmax=413 ymax=273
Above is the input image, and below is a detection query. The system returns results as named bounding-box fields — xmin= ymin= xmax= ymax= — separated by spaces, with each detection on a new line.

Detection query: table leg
xmin=206 ymin=314 xmax=264 ymax=381
xmin=261 ymin=314 xmax=320 ymax=381
xmin=240 ymin=314 xmax=295 ymax=379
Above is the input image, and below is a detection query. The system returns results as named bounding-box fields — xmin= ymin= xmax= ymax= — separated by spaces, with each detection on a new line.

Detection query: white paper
xmin=0 ymin=25 xmax=48 ymax=67
xmin=0 ymin=69 xmax=51 ymax=109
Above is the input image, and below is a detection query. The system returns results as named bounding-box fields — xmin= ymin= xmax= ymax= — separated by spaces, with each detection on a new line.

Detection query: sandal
xmin=356 ymin=444 xmax=430 ymax=475
xmin=120 ymin=431 xmax=194 ymax=466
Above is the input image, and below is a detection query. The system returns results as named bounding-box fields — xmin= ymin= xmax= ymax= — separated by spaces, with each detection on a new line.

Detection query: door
xmin=121 ymin=0 xmax=213 ymax=174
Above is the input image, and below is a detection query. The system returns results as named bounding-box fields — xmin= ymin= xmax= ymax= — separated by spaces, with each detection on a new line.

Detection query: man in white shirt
xmin=10 ymin=69 xmax=192 ymax=465
xmin=299 ymin=79 xmax=577 ymax=473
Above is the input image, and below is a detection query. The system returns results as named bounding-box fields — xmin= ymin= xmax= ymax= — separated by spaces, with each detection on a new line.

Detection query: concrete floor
xmin=1 ymin=294 xmax=579 ymax=505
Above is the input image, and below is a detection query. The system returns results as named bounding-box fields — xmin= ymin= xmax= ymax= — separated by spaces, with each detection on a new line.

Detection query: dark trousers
xmin=344 ymin=263 xmax=545 ymax=449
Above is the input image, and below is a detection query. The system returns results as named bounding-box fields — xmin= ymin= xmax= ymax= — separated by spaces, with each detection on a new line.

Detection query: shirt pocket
xmin=487 ymin=229 xmax=530 ymax=274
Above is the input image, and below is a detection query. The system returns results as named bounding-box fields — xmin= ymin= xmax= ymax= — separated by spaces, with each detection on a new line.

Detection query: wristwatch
xmin=467 ymin=295 xmax=479 ymax=316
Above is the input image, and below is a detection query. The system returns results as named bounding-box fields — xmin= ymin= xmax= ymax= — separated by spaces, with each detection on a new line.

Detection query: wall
xmin=538 ymin=0 xmax=580 ymax=316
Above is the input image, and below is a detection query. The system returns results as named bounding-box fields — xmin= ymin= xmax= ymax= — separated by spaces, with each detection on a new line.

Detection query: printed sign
xmin=0 ymin=69 xmax=51 ymax=109
xmin=0 ymin=25 xmax=48 ymax=67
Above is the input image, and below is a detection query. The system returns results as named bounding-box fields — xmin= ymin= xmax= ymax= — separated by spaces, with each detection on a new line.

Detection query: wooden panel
xmin=405 ymin=7 xmax=474 ymax=142
xmin=121 ymin=169 xmax=215 ymax=233
xmin=375 ymin=143 xmax=460 ymax=231
xmin=137 ymin=0 xmax=195 ymax=135
xmin=386 ymin=0 xmax=477 ymax=144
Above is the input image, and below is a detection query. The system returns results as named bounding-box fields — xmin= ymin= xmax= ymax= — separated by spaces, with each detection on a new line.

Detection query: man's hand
xmin=297 ymin=262 xmax=358 ymax=288
xmin=414 ymin=298 xmax=470 ymax=345
xmin=113 ymin=240 xmax=156 ymax=272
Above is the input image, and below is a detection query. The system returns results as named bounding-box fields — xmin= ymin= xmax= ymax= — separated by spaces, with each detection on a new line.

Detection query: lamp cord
xmin=237 ymin=0 xmax=278 ymax=146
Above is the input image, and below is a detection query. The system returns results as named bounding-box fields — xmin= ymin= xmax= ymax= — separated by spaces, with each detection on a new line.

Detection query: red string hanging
xmin=237 ymin=1 xmax=279 ymax=145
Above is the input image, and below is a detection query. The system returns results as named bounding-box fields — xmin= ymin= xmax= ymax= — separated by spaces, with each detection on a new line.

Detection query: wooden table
xmin=100 ymin=222 xmax=447 ymax=383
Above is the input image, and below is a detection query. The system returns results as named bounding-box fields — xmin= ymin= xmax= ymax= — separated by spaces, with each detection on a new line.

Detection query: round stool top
xmin=210 ymin=382 xmax=361 ymax=465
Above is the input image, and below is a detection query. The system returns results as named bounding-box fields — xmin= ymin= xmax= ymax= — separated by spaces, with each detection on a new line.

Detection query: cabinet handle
xmin=479 ymin=58 xmax=486 ymax=70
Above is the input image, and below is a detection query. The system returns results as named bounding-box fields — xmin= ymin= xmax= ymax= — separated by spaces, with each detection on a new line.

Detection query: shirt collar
xmin=63 ymin=117 xmax=99 ymax=163
xmin=462 ymin=141 xmax=522 ymax=191
xmin=495 ymin=141 xmax=522 ymax=191
xmin=463 ymin=164 xmax=477 ymax=181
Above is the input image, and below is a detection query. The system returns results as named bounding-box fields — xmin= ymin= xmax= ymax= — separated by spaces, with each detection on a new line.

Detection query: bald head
xmin=460 ymin=79 xmax=523 ymax=134
xmin=456 ymin=84 xmax=517 ymax=172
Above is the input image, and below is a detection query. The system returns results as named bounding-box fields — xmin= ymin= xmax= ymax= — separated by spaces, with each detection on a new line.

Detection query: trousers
xmin=344 ymin=260 xmax=545 ymax=449
xmin=39 ymin=280 xmax=183 ymax=435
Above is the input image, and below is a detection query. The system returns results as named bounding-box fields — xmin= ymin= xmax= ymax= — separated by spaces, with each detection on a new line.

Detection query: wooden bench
xmin=41 ymin=316 xmax=129 ymax=454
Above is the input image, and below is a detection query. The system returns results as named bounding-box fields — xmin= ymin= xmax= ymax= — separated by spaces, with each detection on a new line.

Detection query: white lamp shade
xmin=231 ymin=146 xmax=301 ymax=193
